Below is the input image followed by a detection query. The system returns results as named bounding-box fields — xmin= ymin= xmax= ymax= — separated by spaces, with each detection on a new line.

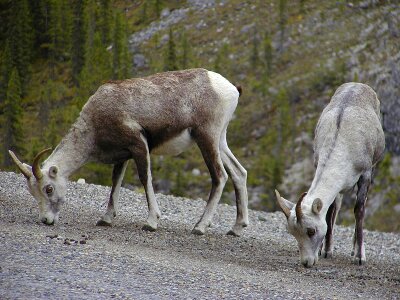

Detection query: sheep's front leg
xmin=321 ymin=194 xmax=342 ymax=258
xmin=352 ymin=172 xmax=371 ymax=265
xmin=97 ymin=161 xmax=129 ymax=226
xmin=192 ymin=130 xmax=228 ymax=235
xmin=131 ymin=133 xmax=161 ymax=231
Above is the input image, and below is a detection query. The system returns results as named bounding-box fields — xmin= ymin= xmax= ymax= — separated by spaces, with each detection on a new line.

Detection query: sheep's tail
xmin=236 ymin=85 xmax=242 ymax=97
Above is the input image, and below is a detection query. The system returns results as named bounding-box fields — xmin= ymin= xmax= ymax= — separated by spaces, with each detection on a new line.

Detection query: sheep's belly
xmin=152 ymin=129 xmax=194 ymax=156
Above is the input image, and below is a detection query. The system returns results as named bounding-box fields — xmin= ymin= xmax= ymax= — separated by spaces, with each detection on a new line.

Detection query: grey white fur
xmin=275 ymin=82 xmax=385 ymax=268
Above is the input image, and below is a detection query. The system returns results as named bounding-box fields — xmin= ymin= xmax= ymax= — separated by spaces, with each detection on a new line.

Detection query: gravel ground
xmin=0 ymin=171 xmax=399 ymax=299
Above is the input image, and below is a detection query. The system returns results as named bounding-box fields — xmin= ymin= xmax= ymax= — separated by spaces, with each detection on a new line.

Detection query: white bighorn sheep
xmin=9 ymin=68 xmax=249 ymax=236
xmin=275 ymin=82 xmax=385 ymax=268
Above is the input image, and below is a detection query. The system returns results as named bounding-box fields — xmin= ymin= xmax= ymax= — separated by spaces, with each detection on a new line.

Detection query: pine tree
xmin=3 ymin=68 xmax=24 ymax=167
xmin=71 ymin=0 xmax=86 ymax=85
xmin=214 ymin=43 xmax=229 ymax=74
xmin=29 ymin=0 xmax=51 ymax=58
xmin=180 ymin=32 xmax=190 ymax=69
xmin=0 ymin=41 xmax=13 ymax=109
xmin=164 ymin=28 xmax=178 ymax=71
xmin=140 ymin=1 xmax=148 ymax=24
xmin=251 ymin=28 xmax=259 ymax=70
xmin=79 ymin=32 xmax=112 ymax=104
xmin=8 ymin=0 xmax=34 ymax=92
xmin=278 ymin=0 xmax=288 ymax=53
xmin=99 ymin=0 xmax=112 ymax=46
xmin=112 ymin=11 xmax=131 ymax=79
xmin=47 ymin=0 xmax=72 ymax=75
xmin=154 ymin=0 xmax=161 ymax=18
xmin=263 ymin=33 xmax=273 ymax=76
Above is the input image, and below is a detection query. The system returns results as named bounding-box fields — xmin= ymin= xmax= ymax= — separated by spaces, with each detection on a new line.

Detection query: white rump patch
xmin=152 ymin=129 xmax=194 ymax=156
xmin=207 ymin=71 xmax=239 ymax=110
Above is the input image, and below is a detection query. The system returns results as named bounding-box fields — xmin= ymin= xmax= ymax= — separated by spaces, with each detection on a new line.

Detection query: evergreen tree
xmin=154 ymin=0 xmax=161 ymax=18
xmin=71 ymin=0 xmax=86 ymax=85
xmin=99 ymin=0 xmax=112 ymax=46
xmin=214 ymin=43 xmax=229 ymax=74
xmin=8 ymin=0 xmax=34 ymax=92
xmin=85 ymin=0 xmax=99 ymax=51
xmin=251 ymin=29 xmax=259 ymax=70
xmin=3 ymin=68 xmax=24 ymax=167
xmin=79 ymin=32 xmax=112 ymax=104
xmin=28 ymin=0 xmax=51 ymax=58
xmin=140 ymin=1 xmax=148 ymax=24
xmin=112 ymin=11 xmax=131 ymax=79
xmin=180 ymin=32 xmax=190 ymax=69
xmin=164 ymin=28 xmax=178 ymax=71
xmin=278 ymin=0 xmax=288 ymax=52
xmin=0 ymin=41 xmax=13 ymax=109
xmin=299 ymin=0 xmax=306 ymax=15
xmin=48 ymin=0 xmax=72 ymax=74
xmin=263 ymin=33 xmax=273 ymax=76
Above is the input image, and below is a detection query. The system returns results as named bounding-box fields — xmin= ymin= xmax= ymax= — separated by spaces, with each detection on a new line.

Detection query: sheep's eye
xmin=307 ymin=228 xmax=316 ymax=237
xmin=45 ymin=185 xmax=54 ymax=195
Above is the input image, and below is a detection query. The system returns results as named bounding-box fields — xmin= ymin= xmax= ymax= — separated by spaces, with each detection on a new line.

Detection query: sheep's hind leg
xmin=131 ymin=133 xmax=161 ymax=232
xmin=352 ymin=172 xmax=371 ymax=265
xmin=192 ymin=129 xmax=228 ymax=235
xmin=97 ymin=161 xmax=129 ymax=226
xmin=220 ymin=128 xmax=249 ymax=236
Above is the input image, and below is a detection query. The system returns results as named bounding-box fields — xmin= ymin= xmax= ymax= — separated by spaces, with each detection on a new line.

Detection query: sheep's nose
xmin=41 ymin=218 xmax=54 ymax=225
xmin=301 ymin=259 xmax=313 ymax=268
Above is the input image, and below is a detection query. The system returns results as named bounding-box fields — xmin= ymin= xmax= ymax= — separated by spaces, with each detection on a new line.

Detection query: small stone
xmin=258 ymin=215 xmax=267 ymax=222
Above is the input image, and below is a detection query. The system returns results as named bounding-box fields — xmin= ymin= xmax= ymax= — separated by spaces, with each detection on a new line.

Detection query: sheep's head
xmin=9 ymin=149 xmax=67 ymax=225
xmin=275 ymin=190 xmax=326 ymax=268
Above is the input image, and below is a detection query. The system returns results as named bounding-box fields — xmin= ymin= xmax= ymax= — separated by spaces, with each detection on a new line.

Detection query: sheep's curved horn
xmin=8 ymin=150 xmax=32 ymax=179
xmin=32 ymin=148 xmax=52 ymax=180
xmin=295 ymin=192 xmax=307 ymax=223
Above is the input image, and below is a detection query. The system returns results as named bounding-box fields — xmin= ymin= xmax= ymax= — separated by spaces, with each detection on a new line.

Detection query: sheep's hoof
xmin=226 ymin=230 xmax=240 ymax=237
xmin=142 ymin=223 xmax=157 ymax=232
xmin=191 ymin=227 xmax=205 ymax=235
xmin=96 ymin=219 xmax=112 ymax=227
xmin=321 ymin=250 xmax=333 ymax=259
xmin=352 ymin=256 xmax=366 ymax=266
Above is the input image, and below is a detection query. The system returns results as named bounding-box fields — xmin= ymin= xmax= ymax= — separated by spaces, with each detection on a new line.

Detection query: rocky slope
xmin=1 ymin=171 xmax=399 ymax=299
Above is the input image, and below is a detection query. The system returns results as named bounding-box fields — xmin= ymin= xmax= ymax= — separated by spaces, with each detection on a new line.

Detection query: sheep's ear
xmin=49 ymin=166 xmax=58 ymax=179
xmin=312 ymin=198 xmax=323 ymax=215
xmin=275 ymin=189 xmax=294 ymax=219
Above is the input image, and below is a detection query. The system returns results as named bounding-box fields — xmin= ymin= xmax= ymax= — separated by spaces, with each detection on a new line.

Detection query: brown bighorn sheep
xmin=9 ymin=68 xmax=249 ymax=236
xmin=275 ymin=82 xmax=385 ymax=267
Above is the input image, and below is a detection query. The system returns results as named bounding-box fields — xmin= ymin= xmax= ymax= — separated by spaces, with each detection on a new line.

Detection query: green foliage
xmin=214 ymin=43 xmax=230 ymax=75
xmin=99 ymin=0 xmax=112 ymax=46
xmin=263 ymin=33 xmax=273 ymax=77
xmin=48 ymin=0 xmax=72 ymax=65
xmin=79 ymin=32 xmax=112 ymax=105
xmin=112 ymin=11 xmax=131 ymax=79
xmin=278 ymin=0 xmax=288 ymax=52
xmin=7 ymin=0 xmax=34 ymax=91
xmin=0 ymin=41 xmax=13 ymax=106
xmin=251 ymin=29 xmax=259 ymax=70
xmin=71 ymin=0 xmax=86 ymax=84
xmin=3 ymin=68 xmax=24 ymax=167
xmin=180 ymin=31 xmax=191 ymax=69
xmin=164 ymin=28 xmax=178 ymax=71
